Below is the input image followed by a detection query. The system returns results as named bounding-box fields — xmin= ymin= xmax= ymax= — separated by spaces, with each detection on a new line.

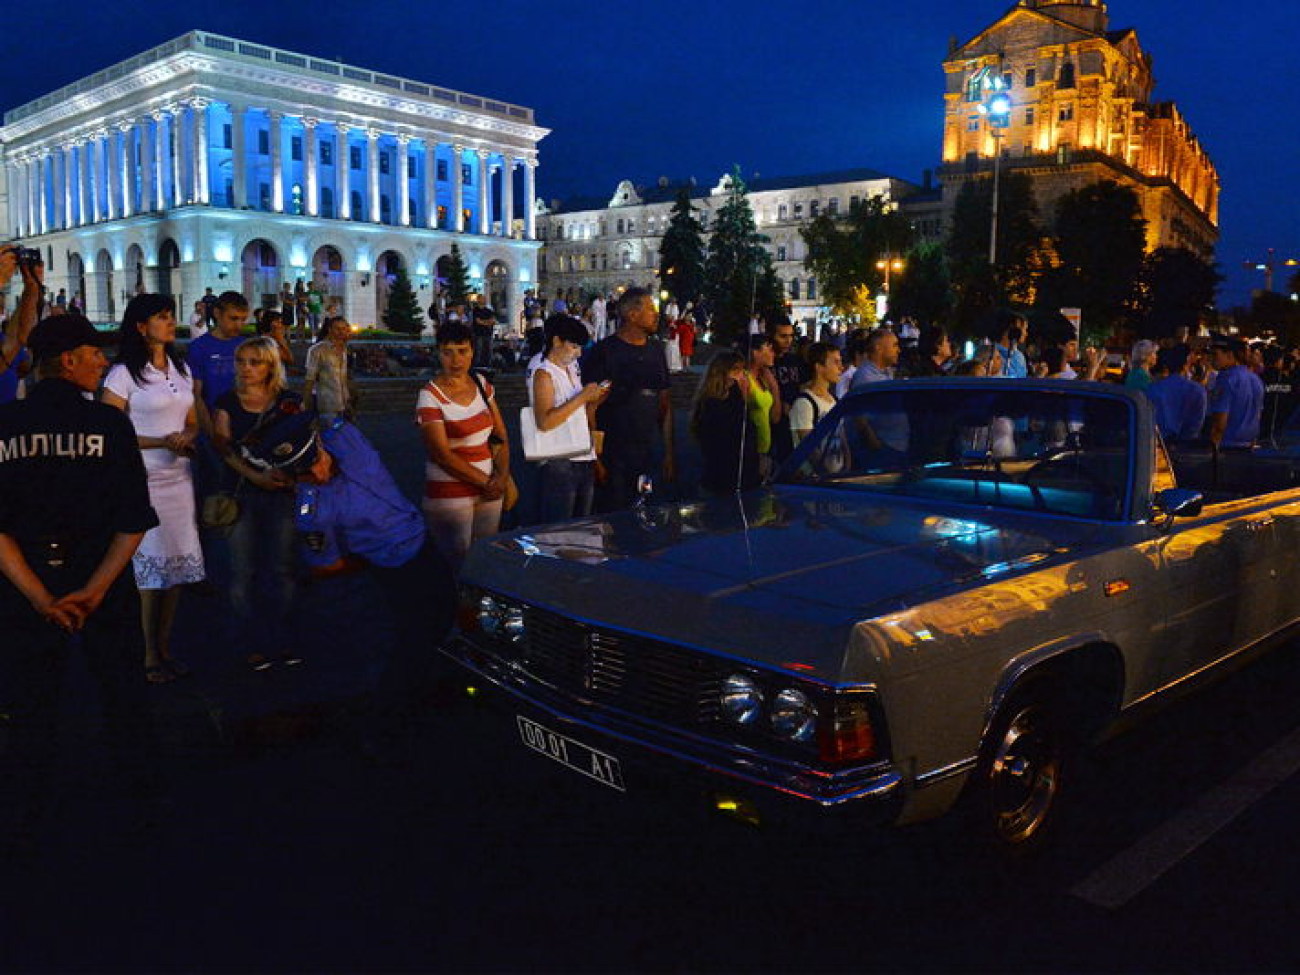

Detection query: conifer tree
xmin=658 ymin=186 xmax=706 ymax=308
xmin=382 ymin=266 xmax=424 ymax=335
xmin=704 ymin=168 xmax=785 ymax=343
xmin=444 ymin=242 xmax=472 ymax=306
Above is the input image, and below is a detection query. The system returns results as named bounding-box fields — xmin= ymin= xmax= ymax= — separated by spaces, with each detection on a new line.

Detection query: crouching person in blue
xmin=238 ymin=411 xmax=456 ymax=761
xmin=0 ymin=316 xmax=161 ymax=858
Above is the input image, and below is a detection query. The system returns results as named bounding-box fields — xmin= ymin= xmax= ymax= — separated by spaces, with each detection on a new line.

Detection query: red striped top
xmin=416 ymin=378 xmax=496 ymax=500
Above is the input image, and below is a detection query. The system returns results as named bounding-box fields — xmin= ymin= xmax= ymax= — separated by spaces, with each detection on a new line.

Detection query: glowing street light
xmin=976 ymin=76 xmax=1013 ymax=269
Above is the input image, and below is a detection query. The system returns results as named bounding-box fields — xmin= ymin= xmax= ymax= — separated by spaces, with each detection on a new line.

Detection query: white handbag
xmin=520 ymin=404 xmax=592 ymax=461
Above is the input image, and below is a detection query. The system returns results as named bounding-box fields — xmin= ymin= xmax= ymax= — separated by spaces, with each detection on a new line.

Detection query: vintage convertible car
xmin=438 ymin=379 xmax=1300 ymax=849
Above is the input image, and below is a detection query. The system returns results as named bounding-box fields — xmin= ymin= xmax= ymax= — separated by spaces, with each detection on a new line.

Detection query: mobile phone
xmin=598 ymin=380 xmax=612 ymax=389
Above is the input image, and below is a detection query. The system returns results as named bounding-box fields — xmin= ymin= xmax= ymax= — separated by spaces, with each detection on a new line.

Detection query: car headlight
xmin=770 ymin=688 xmax=817 ymax=742
xmin=720 ymin=674 xmax=764 ymax=726
xmin=478 ymin=595 xmax=525 ymax=643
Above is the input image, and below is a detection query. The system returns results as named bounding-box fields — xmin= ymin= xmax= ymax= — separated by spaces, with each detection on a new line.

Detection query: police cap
xmin=28 ymin=314 xmax=113 ymax=362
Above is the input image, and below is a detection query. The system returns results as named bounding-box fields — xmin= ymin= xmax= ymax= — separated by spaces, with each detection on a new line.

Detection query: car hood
xmin=462 ymin=487 xmax=1110 ymax=679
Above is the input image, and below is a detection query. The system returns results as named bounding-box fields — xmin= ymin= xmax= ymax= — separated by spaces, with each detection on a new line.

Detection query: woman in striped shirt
xmin=416 ymin=321 xmax=511 ymax=569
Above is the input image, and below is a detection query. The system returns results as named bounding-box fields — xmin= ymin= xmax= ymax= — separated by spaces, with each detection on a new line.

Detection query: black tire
xmin=972 ymin=683 xmax=1073 ymax=853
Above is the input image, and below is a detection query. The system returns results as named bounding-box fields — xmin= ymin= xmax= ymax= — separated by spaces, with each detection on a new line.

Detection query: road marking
xmin=1071 ymin=723 xmax=1300 ymax=910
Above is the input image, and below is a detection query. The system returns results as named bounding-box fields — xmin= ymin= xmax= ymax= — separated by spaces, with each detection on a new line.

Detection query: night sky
xmin=4 ymin=0 xmax=1294 ymax=307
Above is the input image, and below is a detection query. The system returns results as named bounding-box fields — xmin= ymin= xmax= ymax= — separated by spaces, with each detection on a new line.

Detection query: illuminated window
xmin=1059 ymin=104 xmax=1074 ymax=122
xmin=827 ymin=197 xmax=839 ymax=215
xmin=1026 ymin=107 xmax=1035 ymax=126
xmin=778 ymin=203 xmax=788 ymax=220
xmin=792 ymin=203 xmax=803 ymax=219
xmin=776 ymin=245 xmax=788 ymax=261
xmin=810 ymin=200 xmax=820 ymax=218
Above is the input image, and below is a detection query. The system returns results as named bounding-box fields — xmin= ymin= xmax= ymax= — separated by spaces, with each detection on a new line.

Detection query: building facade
xmin=537 ymin=168 xmax=917 ymax=327
xmin=939 ymin=0 xmax=1219 ymax=258
xmin=0 ymin=31 xmax=548 ymax=328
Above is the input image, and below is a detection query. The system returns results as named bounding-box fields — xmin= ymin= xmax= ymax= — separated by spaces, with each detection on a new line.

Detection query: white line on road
xmin=1071 ymin=723 xmax=1300 ymax=910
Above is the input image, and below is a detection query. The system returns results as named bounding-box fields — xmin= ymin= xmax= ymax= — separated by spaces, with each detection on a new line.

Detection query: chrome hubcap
xmin=989 ymin=705 xmax=1061 ymax=845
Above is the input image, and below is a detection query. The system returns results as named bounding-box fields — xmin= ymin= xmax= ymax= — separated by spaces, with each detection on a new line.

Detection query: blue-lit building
xmin=0 ymin=31 xmax=549 ymax=327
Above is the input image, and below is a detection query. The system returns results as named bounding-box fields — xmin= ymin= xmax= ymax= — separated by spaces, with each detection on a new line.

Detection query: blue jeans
xmin=227 ymin=487 xmax=299 ymax=656
xmin=538 ymin=459 xmax=595 ymax=524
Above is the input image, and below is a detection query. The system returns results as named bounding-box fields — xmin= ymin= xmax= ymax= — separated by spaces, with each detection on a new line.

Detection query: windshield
xmin=779 ymin=383 xmax=1134 ymax=521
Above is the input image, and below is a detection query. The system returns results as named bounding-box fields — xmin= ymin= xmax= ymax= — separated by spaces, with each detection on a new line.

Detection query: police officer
xmin=239 ymin=410 xmax=456 ymax=762
xmin=0 ymin=315 xmax=160 ymax=855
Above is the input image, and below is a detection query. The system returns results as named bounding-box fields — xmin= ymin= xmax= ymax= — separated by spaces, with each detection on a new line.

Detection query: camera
xmin=6 ymin=244 xmax=41 ymax=268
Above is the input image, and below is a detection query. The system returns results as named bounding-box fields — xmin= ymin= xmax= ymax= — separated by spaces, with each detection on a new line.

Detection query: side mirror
xmin=1154 ymin=487 xmax=1203 ymax=523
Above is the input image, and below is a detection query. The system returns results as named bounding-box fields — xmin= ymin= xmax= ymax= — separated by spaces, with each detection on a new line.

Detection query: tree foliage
xmin=945 ymin=171 xmax=1044 ymax=335
xmin=658 ymin=187 xmax=706 ymax=307
xmin=889 ymin=243 xmax=951 ymax=326
xmin=704 ymin=168 xmax=785 ymax=343
xmin=800 ymin=196 xmax=913 ymax=320
xmin=1137 ymin=246 xmax=1221 ymax=339
xmin=382 ymin=265 xmax=424 ymax=335
xmin=1037 ymin=180 xmax=1147 ymax=343
xmin=443 ymin=242 xmax=472 ymax=306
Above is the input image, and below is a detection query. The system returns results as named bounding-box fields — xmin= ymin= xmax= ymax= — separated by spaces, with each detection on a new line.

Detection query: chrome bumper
xmin=438 ymin=634 xmax=904 ymax=827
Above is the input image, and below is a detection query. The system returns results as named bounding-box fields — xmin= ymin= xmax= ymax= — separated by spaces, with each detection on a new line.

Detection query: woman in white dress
xmin=102 ymin=294 xmax=205 ymax=683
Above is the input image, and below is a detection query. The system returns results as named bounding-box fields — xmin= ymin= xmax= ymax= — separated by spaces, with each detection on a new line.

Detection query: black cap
xmin=1208 ymin=333 xmax=1245 ymax=354
xmin=238 ymin=407 xmax=321 ymax=473
xmin=27 ymin=314 xmax=112 ymax=361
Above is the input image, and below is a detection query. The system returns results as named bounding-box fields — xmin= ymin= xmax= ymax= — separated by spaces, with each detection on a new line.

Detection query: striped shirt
xmin=416 ymin=378 xmax=496 ymax=500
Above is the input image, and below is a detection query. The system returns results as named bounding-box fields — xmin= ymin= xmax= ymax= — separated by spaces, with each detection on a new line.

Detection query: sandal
xmin=145 ymin=665 xmax=177 ymax=685
xmin=164 ymin=658 xmax=192 ymax=678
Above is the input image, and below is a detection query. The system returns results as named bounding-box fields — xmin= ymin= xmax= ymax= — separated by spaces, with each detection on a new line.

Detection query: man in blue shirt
xmin=241 ymin=412 xmax=456 ymax=762
xmin=0 ymin=245 xmax=42 ymax=405
xmin=1145 ymin=346 xmax=1207 ymax=443
xmin=987 ymin=309 xmax=1028 ymax=379
xmin=1207 ymin=335 xmax=1264 ymax=449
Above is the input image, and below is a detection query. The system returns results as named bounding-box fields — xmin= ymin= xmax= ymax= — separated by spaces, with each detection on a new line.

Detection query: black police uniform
xmin=0 ymin=377 xmax=159 ymax=827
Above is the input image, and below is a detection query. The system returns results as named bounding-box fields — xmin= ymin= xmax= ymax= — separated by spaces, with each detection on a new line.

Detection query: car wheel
xmin=976 ymin=685 xmax=1071 ymax=852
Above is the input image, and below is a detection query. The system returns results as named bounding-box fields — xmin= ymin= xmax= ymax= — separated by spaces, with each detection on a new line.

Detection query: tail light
xmin=818 ymin=694 xmax=878 ymax=765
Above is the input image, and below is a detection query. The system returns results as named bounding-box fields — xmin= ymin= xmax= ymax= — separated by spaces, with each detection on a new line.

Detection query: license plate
xmin=517 ymin=715 xmax=626 ymax=792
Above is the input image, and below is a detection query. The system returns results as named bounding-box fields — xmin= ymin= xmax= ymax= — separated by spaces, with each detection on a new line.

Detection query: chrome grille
xmin=517 ymin=606 xmax=724 ymax=727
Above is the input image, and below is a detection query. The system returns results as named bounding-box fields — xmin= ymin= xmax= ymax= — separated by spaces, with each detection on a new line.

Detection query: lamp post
xmin=977 ymin=82 xmax=1013 ymax=270
xmin=875 ymin=256 xmax=905 ymax=320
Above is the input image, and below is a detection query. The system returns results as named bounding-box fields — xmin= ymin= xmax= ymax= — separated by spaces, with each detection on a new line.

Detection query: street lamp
xmin=875 ymin=256 xmax=905 ymax=320
xmin=976 ymin=79 xmax=1013 ymax=269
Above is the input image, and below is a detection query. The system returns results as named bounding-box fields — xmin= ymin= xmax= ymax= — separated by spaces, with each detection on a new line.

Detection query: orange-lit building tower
xmin=939 ymin=0 xmax=1219 ymax=259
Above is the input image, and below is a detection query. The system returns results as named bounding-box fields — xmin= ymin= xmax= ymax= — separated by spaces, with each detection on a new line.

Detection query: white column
xmin=501 ymin=157 xmax=514 ymax=238
xmin=62 ymin=145 xmax=75 ymax=229
xmin=270 ymin=110 xmax=284 ymax=212
xmin=476 ymin=149 xmax=491 ymax=235
xmin=151 ymin=110 xmax=167 ymax=210
xmin=169 ymin=108 xmax=184 ymax=208
xmin=49 ymin=149 xmax=62 ymax=230
xmin=336 ymin=124 xmax=351 ymax=220
xmin=29 ymin=157 xmax=40 ymax=234
xmin=366 ymin=128 xmax=380 ymax=223
xmin=230 ymin=104 xmax=245 ymax=208
xmin=89 ymin=135 xmax=104 ymax=222
xmin=6 ymin=162 xmax=19 ymax=236
xmin=118 ymin=122 xmax=134 ymax=218
xmin=397 ymin=134 xmax=411 ymax=227
xmin=303 ymin=117 xmax=319 ymax=217
xmin=77 ymin=142 xmax=89 ymax=226
xmin=139 ymin=118 xmax=154 ymax=211
xmin=192 ymin=98 xmax=209 ymax=205
xmin=105 ymin=129 xmax=121 ymax=221
xmin=22 ymin=157 xmax=35 ymax=235
xmin=423 ymin=142 xmax=436 ymax=229
xmin=451 ymin=144 xmax=464 ymax=232
xmin=523 ymin=158 xmax=537 ymax=240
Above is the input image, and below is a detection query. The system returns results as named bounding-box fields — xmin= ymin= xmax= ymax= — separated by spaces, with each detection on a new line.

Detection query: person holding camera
xmin=0 ymin=244 xmax=45 ymax=405
xmin=0 ymin=315 xmax=161 ymax=856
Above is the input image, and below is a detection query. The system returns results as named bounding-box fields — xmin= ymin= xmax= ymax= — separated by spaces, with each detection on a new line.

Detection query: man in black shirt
xmin=768 ymin=316 xmax=807 ymax=463
xmin=581 ymin=288 xmax=676 ymax=511
xmin=0 ymin=315 xmax=159 ymax=855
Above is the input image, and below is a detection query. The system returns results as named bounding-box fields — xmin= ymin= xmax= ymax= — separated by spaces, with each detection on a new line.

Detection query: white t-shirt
xmin=788 ymin=387 xmax=838 ymax=445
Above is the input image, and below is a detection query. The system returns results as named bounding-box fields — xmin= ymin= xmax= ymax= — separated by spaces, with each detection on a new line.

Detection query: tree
xmin=945 ymin=171 xmax=1044 ymax=335
xmin=704 ymin=168 xmax=784 ymax=343
xmin=1039 ymin=180 xmax=1147 ymax=343
xmin=889 ymin=243 xmax=951 ymax=326
xmin=1137 ymin=246 xmax=1221 ymax=339
xmin=444 ymin=242 xmax=472 ymax=306
xmin=801 ymin=196 xmax=913 ymax=320
xmin=658 ymin=187 xmax=706 ymax=307
xmin=382 ymin=266 xmax=425 ymax=335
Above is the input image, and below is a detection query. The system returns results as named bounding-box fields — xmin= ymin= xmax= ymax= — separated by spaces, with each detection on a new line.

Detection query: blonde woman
xmin=213 ymin=337 xmax=304 ymax=671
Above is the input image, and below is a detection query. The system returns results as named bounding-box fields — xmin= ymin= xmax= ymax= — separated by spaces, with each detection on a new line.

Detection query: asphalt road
xmin=5 ymin=408 xmax=1300 ymax=972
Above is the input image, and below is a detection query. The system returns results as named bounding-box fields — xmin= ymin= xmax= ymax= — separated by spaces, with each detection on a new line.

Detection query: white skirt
xmin=134 ymin=459 xmax=206 ymax=590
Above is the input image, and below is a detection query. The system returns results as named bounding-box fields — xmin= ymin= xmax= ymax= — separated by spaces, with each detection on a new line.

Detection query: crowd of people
xmin=1 ymin=238 xmax=1292 ymax=856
